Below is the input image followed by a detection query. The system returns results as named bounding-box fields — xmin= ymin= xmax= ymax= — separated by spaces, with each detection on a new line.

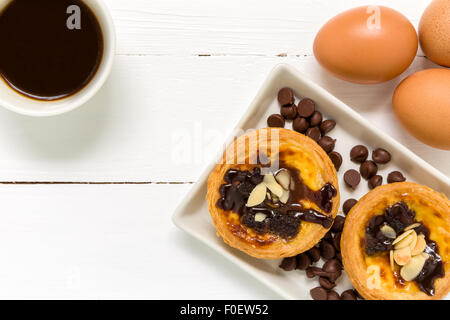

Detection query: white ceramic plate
xmin=172 ymin=64 xmax=450 ymax=300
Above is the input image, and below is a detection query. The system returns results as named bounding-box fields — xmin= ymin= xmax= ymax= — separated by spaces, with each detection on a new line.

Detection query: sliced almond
xmin=395 ymin=231 xmax=417 ymax=250
xmin=246 ymin=182 xmax=267 ymax=207
xmin=254 ymin=213 xmax=267 ymax=222
xmin=421 ymin=252 xmax=430 ymax=260
xmin=390 ymin=250 xmax=395 ymax=271
xmin=380 ymin=225 xmax=397 ymax=239
xmin=404 ymin=223 xmax=421 ymax=231
xmin=411 ymin=234 xmax=427 ymax=256
xmin=393 ymin=246 xmax=412 ymax=266
xmin=275 ymin=169 xmax=291 ymax=190
xmin=279 ymin=190 xmax=290 ymax=204
xmin=392 ymin=229 xmax=414 ymax=245
xmin=263 ymin=174 xmax=284 ymax=197
xmin=266 ymin=192 xmax=272 ymax=201
xmin=400 ymin=254 xmax=427 ymax=282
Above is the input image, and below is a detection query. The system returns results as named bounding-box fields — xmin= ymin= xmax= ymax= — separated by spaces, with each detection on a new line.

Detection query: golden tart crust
xmin=206 ymin=128 xmax=340 ymax=259
xmin=341 ymin=182 xmax=450 ymax=300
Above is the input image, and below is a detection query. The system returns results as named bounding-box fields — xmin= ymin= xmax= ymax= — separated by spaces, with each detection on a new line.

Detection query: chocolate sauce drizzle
xmin=365 ymin=202 xmax=444 ymax=296
xmin=216 ymin=165 xmax=336 ymax=239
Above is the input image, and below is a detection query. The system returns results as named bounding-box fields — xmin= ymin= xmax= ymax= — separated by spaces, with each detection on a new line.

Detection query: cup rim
xmin=0 ymin=0 xmax=116 ymax=117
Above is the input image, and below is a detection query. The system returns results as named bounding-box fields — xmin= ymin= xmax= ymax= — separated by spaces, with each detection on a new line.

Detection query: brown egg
xmin=314 ymin=6 xmax=418 ymax=84
xmin=393 ymin=69 xmax=450 ymax=150
xmin=419 ymin=0 xmax=450 ymax=67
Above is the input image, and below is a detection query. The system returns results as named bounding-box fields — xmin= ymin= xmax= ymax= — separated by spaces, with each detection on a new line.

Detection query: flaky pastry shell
xmin=206 ymin=128 xmax=340 ymax=259
xmin=341 ymin=182 xmax=450 ymax=300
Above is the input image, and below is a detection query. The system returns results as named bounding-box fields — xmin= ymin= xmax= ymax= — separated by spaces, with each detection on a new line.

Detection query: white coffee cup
xmin=0 ymin=0 xmax=116 ymax=117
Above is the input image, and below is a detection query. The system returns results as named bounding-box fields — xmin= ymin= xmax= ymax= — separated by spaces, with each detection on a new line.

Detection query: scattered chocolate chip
xmin=387 ymin=171 xmax=406 ymax=183
xmin=328 ymin=151 xmax=342 ymax=171
xmin=309 ymin=111 xmax=323 ymax=126
xmin=293 ymin=117 xmax=309 ymax=133
xmin=319 ymin=277 xmax=336 ymax=290
xmin=310 ymin=287 xmax=328 ymax=300
xmin=279 ymin=257 xmax=297 ymax=271
xmin=350 ymin=145 xmax=368 ymax=163
xmin=368 ymin=175 xmax=383 ymax=189
xmin=360 ymin=160 xmax=378 ymax=180
xmin=306 ymin=266 xmax=322 ymax=278
xmin=332 ymin=233 xmax=341 ymax=251
xmin=323 ymin=259 xmax=342 ymax=274
xmin=344 ymin=169 xmax=360 ymax=189
xmin=280 ymin=104 xmax=297 ymax=120
xmin=307 ymin=246 xmax=321 ymax=263
xmin=277 ymin=87 xmax=294 ymax=106
xmin=327 ymin=270 xmax=342 ymax=282
xmin=341 ymin=289 xmax=357 ymax=300
xmin=267 ymin=114 xmax=285 ymax=128
xmin=320 ymin=240 xmax=336 ymax=260
xmin=296 ymin=253 xmax=311 ymax=270
xmin=320 ymin=120 xmax=336 ymax=134
xmin=343 ymin=199 xmax=357 ymax=215
xmin=297 ymin=98 xmax=315 ymax=117
xmin=327 ymin=290 xmax=341 ymax=300
xmin=318 ymin=136 xmax=336 ymax=153
xmin=331 ymin=216 xmax=345 ymax=233
xmin=305 ymin=127 xmax=322 ymax=142
xmin=372 ymin=148 xmax=391 ymax=164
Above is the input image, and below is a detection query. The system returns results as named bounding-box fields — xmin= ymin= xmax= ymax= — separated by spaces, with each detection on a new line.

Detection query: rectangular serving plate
xmin=172 ymin=64 xmax=450 ymax=300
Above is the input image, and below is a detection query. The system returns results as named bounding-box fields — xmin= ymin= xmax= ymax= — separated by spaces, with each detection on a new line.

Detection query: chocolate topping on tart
xmin=216 ymin=163 xmax=337 ymax=240
xmin=364 ymin=201 xmax=444 ymax=296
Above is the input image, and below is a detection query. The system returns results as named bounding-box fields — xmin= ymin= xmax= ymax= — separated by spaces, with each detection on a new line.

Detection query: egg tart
xmin=341 ymin=182 xmax=450 ymax=300
xmin=206 ymin=128 xmax=340 ymax=259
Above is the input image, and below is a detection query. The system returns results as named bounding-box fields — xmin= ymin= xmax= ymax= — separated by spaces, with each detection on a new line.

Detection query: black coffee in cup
xmin=0 ymin=0 xmax=104 ymax=100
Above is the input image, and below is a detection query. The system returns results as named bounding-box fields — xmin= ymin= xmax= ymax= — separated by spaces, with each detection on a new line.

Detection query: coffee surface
xmin=0 ymin=0 xmax=103 ymax=100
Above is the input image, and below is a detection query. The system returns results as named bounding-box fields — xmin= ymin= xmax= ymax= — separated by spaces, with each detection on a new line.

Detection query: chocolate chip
xmin=331 ymin=216 xmax=345 ymax=233
xmin=327 ymin=270 xmax=342 ymax=282
xmin=293 ymin=117 xmax=309 ymax=133
xmin=323 ymin=259 xmax=342 ymax=274
xmin=296 ymin=253 xmax=311 ymax=270
xmin=368 ymin=175 xmax=382 ymax=189
xmin=327 ymin=290 xmax=341 ymax=300
xmin=343 ymin=199 xmax=357 ymax=215
xmin=267 ymin=114 xmax=285 ymax=128
xmin=307 ymin=246 xmax=321 ymax=263
xmin=350 ymin=145 xmax=368 ymax=163
xmin=319 ymin=277 xmax=336 ymax=290
xmin=324 ymin=231 xmax=333 ymax=240
xmin=305 ymin=127 xmax=321 ymax=142
xmin=320 ymin=120 xmax=336 ymax=134
xmin=279 ymin=257 xmax=297 ymax=271
xmin=320 ymin=240 xmax=336 ymax=260
xmin=297 ymin=98 xmax=315 ymax=117
xmin=328 ymin=151 xmax=343 ymax=171
xmin=360 ymin=160 xmax=378 ymax=180
xmin=344 ymin=169 xmax=360 ymax=189
xmin=318 ymin=136 xmax=336 ymax=153
xmin=372 ymin=148 xmax=391 ymax=164
xmin=277 ymin=87 xmax=294 ymax=106
xmin=309 ymin=111 xmax=323 ymax=126
xmin=310 ymin=287 xmax=328 ymax=300
xmin=280 ymin=104 xmax=297 ymax=120
xmin=341 ymin=289 xmax=357 ymax=300
xmin=332 ymin=232 xmax=341 ymax=251
xmin=306 ymin=266 xmax=322 ymax=278
xmin=387 ymin=171 xmax=406 ymax=183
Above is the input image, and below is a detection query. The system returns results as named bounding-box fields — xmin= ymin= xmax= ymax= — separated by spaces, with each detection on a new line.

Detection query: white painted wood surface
xmin=0 ymin=0 xmax=447 ymax=299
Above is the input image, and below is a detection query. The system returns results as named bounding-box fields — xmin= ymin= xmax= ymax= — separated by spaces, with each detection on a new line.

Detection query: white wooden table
xmin=0 ymin=0 xmax=447 ymax=299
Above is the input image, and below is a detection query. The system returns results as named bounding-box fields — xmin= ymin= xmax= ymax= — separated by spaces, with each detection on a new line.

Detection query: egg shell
xmin=313 ymin=6 xmax=418 ymax=84
xmin=393 ymin=68 xmax=450 ymax=150
xmin=419 ymin=0 xmax=450 ymax=67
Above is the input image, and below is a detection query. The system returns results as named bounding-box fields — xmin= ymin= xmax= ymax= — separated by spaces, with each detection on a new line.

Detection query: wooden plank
xmin=0 ymin=183 xmax=279 ymax=299
xmin=107 ymin=0 xmax=429 ymax=55
xmin=0 ymin=55 xmax=447 ymax=182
